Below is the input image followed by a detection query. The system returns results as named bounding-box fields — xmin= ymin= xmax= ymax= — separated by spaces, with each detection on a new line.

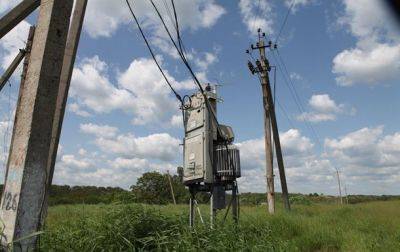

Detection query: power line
xmin=125 ymin=0 xmax=182 ymax=103
xmin=275 ymin=0 xmax=295 ymax=44
xmin=274 ymin=49 xmax=324 ymax=149
xmin=171 ymin=0 xmax=184 ymax=56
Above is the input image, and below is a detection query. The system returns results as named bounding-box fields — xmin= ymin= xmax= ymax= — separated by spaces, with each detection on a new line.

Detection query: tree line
xmin=1 ymin=172 xmax=398 ymax=205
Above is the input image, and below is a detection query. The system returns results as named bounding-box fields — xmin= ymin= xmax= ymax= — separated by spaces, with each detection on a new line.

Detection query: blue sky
xmin=0 ymin=0 xmax=400 ymax=195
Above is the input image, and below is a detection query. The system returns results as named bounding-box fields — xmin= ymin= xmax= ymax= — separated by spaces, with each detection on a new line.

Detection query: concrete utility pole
xmin=167 ymin=170 xmax=176 ymax=205
xmin=0 ymin=0 xmax=40 ymax=39
xmin=0 ymin=49 xmax=26 ymax=92
xmin=248 ymin=30 xmax=291 ymax=211
xmin=0 ymin=0 xmax=73 ymax=250
xmin=2 ymin=26 xmax=35 ymax=208
xmin=44 ymin=0 xmax=88 ymax=226
xmin=336 ymin=169 xmax=343 ymax=205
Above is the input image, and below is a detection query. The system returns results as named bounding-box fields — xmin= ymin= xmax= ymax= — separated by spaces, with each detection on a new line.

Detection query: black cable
xmin=149 ymin=0 xmax=237 ymax=181
xmin=148 ymin=0 xmax=227 ymax=141
xmin=275 ymin=0 xmax=295 ymax=44
xmin=125 ymin=0 xmax=182 ymax=103
xmin=274 ymin=49 xmax=324 ymax=149
xmin=171 ymin=0 xmax=184 ymax=56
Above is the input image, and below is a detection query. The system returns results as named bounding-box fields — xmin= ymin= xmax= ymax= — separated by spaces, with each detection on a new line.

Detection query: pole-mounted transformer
xmin=180 ymin=84 xmax=241 ymax=227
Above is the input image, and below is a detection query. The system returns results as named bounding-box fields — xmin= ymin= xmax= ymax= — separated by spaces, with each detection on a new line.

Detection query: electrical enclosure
xmin=183 ymin=91 xmax=217 ymax=184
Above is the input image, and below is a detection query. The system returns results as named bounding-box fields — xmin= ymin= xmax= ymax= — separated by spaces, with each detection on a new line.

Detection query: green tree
xmin=131 ymin=172 xmax=189 ymax=204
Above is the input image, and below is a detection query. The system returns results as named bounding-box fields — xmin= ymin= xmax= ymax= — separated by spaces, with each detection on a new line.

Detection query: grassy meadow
xmin=39 ymin=200 xmax=400 ymax=251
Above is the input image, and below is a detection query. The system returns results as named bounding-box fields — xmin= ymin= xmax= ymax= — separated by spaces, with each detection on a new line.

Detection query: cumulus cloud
xmin=80 ymin=123 xmax=119 ymax=138
xmin=83 ymin=0 xmax=225 ymax=40
xmin=237 ymin=126 xmax=400 ymax=194
xmin=70 ymin=55 xmax=193 ymax=127
xmin=80 ymin=122 xmax=180 ymax=162
xmin=0 ymin=0 xmax=19 ymax=14
xmin=239 ymin=0 xmax=274 ymax=35
xmin=95 ymin=133 xmax=180 ymax=162
xmin=324 ymin=126 xmax=400 ymax=194
xmin=0 ymin=120 xmax=13 ymax=166
xmin=68 ymin=103 xmax=91 ymax=117
xmin=284 ymin=0 xmax=313 ymax=13
xmin=333 ymin=43 xmax=400 ymax=86
xmin=297 ymin=94 xmax=355 ymax=123
xmin=236 ymin=129 xmax=335 ymax=193
xmin=0 ymin=20 xmax=30 ymax=70
xmin=53 ymin=123 xmax=181 ymax=188
xmin=332 ymin=0 xmax=400 ymax=86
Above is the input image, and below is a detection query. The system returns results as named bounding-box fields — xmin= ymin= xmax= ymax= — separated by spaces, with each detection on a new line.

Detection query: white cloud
xmin=70 ymin=56 xmax=192 ymax=127
xmin=237 ymin=129 xmax=314 ymax=172
xmin=332 ymin=43 xmax=400 ymax=86
xmin=68 ymin=103 xmax=91 ymax=117
xmin=239 ymin=0 xmax=274 ymax=35
xmin=0 ymin=120 xmax=13 ymax=165
xmin=297 ymin=94 xmax=355 ymax=123
xmin=70 ymin=56 xmax=137 ymax=114
xmin=284 ymin=0 xmax=313 ymax=13
xmin=60 ymin=154 xmax=92 ymax=169
xmin=80 ymin=123 xmax=180 ymax=162
xmin=94 ymin=133 xmax=180 ymax=162
xmin=80 ymin=123 xmax=119 ymax=138
xmin=324 ymin=126 xmax=400 ymax=194
xmin=170 ymin=114 xmax=183 ymax=128
xmin=237 ymin=126 xmax=400 ymax=194
xmin=83 ymin=0 xmax=225 ymax=39
xmin=83 ymin=0 xmax=131 ymax=38
xmin=289 ymin=72 xmax=302 ymax=81
xmin=297 ymin=112 xmax=336 ymax=123
xmin=237 ymin=129 xmax=335 ymax=193
xmin=78 ymin=148 xmax=87 ymax=156
xmin=0 ymin=20 xmax=30 ymax=70
xmin=195 ymin=52 xmax=218 ymax=71
xmin=0 ymin=0 xmax=20 ymax=14
xmin=54 ymin=154 xmax=177 ymax=189
xmin=309 ymin=94 xmax=342 ymax=113
xmin=332 ymin=0 xmax=400 ymax=86
xmin=118 ymin=57 xmax=182 ymax=125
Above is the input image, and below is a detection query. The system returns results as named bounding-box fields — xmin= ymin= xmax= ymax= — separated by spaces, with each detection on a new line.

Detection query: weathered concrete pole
xmin=0 ymin=0 xmax=40 ymax=39
xmin=0 ymin=49 xmax=26 ymax=92
xmin=0 ymin=0 xmax=73 ymax=250
xmin=43 ymin=0 xmax=88 ymax=226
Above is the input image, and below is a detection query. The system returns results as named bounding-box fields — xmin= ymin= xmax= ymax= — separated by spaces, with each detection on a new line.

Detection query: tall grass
xmin=40 ymin=201 xmax=400 ymax=251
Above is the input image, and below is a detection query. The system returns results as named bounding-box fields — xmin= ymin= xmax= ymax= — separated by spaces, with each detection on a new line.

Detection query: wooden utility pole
xmin=336 ymin=169 xmax=343 ymax=205
xmin=260 ymin=41 xmax=275 ymax=214
xmin=0 ymin=0 xmax=73 ymax=249
xmin=248 ymin=30 xmax=291 ymax=211
xmin=167 ymin=170 xmax=176 ymax=205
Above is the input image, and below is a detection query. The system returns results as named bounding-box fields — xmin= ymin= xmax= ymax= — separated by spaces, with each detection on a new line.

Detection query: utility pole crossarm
xmin=0 ymin=49 xmax=26 ymax=92
xmin=0 ymin=0 xmax=40 ymax=39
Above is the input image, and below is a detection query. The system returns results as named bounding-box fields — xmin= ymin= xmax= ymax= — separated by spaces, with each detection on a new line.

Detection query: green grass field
xmin=39 ymin=200 xmax=400 ymax=251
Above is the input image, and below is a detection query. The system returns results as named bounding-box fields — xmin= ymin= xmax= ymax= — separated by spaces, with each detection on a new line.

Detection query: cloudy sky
xmin=0 ymin=0 xmax=399 ymax=195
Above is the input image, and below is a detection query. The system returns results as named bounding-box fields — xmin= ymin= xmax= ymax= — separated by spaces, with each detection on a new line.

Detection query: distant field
xmin=40 ymin=200 xmax=400 ymax=251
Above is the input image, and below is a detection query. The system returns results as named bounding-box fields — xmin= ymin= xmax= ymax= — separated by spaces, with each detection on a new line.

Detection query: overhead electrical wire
xmin=127 ymin=0 xmax=238 ymax=191
xmin=147 ymin=0 xmax=228 ymax=138
xmin=171 ymin=0 xmax=184 ymax=56
xmin=275 ymin=0 xmax=295 ymax=44
xmin=273 ymin=49 xmax=324 ymax=150
xmin=125 ymin=0 xmax=182 ymax=104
